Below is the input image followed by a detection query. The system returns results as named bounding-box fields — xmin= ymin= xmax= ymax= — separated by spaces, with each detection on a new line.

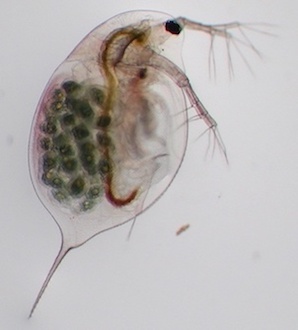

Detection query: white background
xmin=1 ymin=0 xmax=297 ymax=329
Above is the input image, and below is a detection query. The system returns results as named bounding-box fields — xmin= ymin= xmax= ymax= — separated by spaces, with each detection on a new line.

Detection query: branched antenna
xmin=177 ymin=17 xmax=272 ymax=78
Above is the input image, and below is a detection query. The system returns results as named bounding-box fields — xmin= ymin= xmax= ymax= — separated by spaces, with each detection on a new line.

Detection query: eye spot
xmin=165 ymin=20 xmax=182 ymax=35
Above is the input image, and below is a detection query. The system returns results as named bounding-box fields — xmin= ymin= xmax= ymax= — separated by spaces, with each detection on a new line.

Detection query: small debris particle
xmin=176 ymin=224 xmax=190 ymax=236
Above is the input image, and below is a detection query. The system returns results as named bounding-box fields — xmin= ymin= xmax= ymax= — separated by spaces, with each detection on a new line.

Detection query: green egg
xmin=72 ymin=123 xmax=90 ymax=140
xmin=53 ymin=134 xmax=74 ymax=156
xmin=53 ymin=89 xmax=64 ymax=101
xmin=40 ymin=137 xmax=52 ymax=150
xmin=51 ymin=101 xmax=64 ymax=112
xmin=97 ymin=133 xmax=110 ymax=147
xmin=42 ymin=170 xmax=64 ymax=188
xmin=52 ymin=177 xmax=64 ymax=188
xmin=59 ymin=144 xmax=74 ymax=156
xmin=69 ymin=176 xmax=85 ymax=196
xmin=77 ymin=100 xmax=94 ymax=119
xmin=61 ymin=113 xmax=76 ymax=127
xmin=67 ymin=98 xmax=94 ymax=119
xmin=98 ymin=158 xmax=111 ymax=175
xmin=53 ymin=133 xmax=68 ymax=147
xmin=61 ymin=156 xmax=78 ymax=173
xmin=40 ymin=117 xmax=57 ymax=135
xmin=43 ymin=151 xmax=58 ymax=171
xmin=88 ymin=185 xmax=102 ymax=199
xmin=53 ymin=190 xmax=67 ymax=202
xmin=81 ymin=200 xmax=95 ymax=211
xmin=80 ymin=142 xmax=96 ymax=175
xmin=96 ymin=115 xmax=111 ymax=128
xmin=80 ymin=141 xmax=95 ymax=153
xmin=89 ymin=87 xmax=104 ymax=105
xmin=62 ymin=81 xmax=81 ymax=95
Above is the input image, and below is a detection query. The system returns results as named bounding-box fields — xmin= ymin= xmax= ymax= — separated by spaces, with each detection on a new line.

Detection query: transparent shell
xmin=29 ymin=10 xmax=261 ymax=316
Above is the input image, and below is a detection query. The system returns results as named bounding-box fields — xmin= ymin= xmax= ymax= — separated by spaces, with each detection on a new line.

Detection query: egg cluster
xmin=38 ymin=80 xmax=112 ymax=211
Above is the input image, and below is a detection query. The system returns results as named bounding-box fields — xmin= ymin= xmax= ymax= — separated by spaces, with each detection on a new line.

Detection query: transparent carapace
xmin=29 ymin=10 xmax=262 ymax=316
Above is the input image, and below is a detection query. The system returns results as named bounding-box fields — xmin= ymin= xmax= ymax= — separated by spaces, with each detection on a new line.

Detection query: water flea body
xmin=28 ymin=10 xmax=267 ymax=317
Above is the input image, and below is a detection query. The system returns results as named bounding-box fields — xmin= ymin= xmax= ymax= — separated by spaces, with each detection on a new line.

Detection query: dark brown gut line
xmin=100 ymin=25 xmax=148 ymax=207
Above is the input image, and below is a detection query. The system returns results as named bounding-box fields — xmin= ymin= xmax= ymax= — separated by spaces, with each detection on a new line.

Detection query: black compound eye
xmin=165 ymin=20 xmax=182 ymax=35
